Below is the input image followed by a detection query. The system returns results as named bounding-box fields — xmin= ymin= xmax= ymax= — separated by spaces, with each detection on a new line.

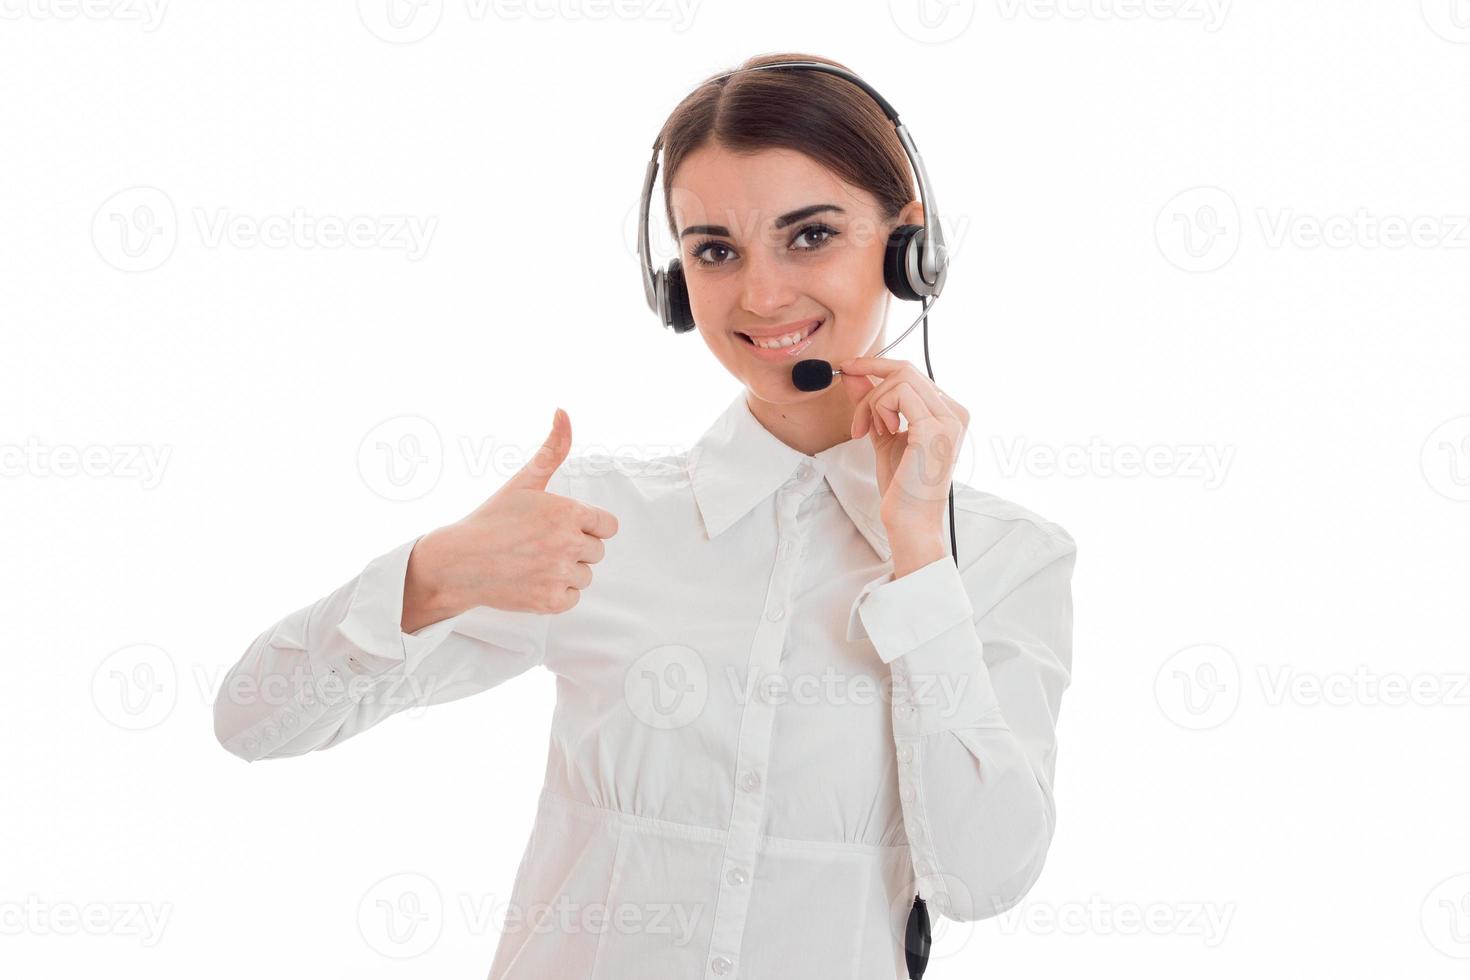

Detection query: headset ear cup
xmin=884 ymin=224 xmax=926 ymax=302
xmin=665 ymin=258 xmax=696 ymax=333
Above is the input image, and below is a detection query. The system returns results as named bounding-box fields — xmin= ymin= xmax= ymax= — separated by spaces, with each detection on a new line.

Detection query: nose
xmin=738 ymin=244 xmax=803 ymax=320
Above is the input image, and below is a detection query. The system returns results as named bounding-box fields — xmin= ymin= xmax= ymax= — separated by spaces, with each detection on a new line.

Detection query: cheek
xmin=811 ymin=246 xmax=887 ymax=303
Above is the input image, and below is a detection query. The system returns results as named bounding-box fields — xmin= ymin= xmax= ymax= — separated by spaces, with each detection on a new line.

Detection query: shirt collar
xmin=689 ymin=390 xmax=893 ymax=564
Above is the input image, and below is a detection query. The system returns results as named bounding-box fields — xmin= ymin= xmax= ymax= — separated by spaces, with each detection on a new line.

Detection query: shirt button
xmin=898 ymin=745 xmax=914 ymax=763
xmin=740 ymin=770 xmax=761 ymax=792
xmin=767 ymin=605 xmax=784 ymax=622
xmin=898 ymin=704 xmax=916 ymax=719
xmin=727 ymin=867 xmax=749 ymax=886
xmin=908 ymin=822 xmax=925 ymax=843
xmin=758 ymin=676 xmax=785 ymax=703
xmin=711 ymin=955 xmax=733 ymax=975
xmin=900 ymin=782 xmax=915 ymax=802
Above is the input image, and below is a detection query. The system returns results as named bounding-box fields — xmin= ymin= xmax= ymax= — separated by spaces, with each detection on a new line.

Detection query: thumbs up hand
xmin=401 ymin=408 xmax=620 ymax=633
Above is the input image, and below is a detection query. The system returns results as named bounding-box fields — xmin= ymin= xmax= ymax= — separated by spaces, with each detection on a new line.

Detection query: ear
xmin=896 ymin=200 xmax=925 ymax=229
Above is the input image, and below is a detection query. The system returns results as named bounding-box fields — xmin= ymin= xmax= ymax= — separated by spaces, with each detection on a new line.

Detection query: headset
xmin=636 ymin=61 xmax=954 ymax=979
xmin=638 ymin=62 xmax=948 ymax=335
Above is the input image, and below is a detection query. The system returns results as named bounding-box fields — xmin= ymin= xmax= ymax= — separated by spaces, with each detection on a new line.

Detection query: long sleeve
xmin=845 ymin=520 xmax=1077 ymax=922
xmin=214 ymin=471 xmax=573 ymax=764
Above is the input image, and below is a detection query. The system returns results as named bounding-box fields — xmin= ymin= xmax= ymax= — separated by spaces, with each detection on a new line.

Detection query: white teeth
xmin=748 ymin=322 xmax=818 ymax=349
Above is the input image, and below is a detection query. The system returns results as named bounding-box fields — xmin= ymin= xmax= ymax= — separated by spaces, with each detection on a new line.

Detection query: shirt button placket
xmin=705 ymin=468 xmax=812 ymax=977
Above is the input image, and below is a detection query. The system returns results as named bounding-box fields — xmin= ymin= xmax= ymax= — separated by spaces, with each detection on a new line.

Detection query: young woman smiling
xmin=214 ymin=52 xmax=1077 ymax=980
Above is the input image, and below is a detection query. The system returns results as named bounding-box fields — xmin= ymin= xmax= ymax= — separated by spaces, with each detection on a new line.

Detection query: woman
xmin=213 ymin=52 xmax=1078 ymax=980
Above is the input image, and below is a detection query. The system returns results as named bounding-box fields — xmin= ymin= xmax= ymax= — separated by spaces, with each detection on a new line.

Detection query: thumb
xmin=505 ymin=407 xmax=571 ymax=492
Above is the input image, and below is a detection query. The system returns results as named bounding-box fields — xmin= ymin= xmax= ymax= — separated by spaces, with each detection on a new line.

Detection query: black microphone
xmin=792 ymin=358 xmax=837 ymax=392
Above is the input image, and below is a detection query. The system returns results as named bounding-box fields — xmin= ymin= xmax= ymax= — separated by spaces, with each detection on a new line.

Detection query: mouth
xmin=735 ymin=319 xmax=825 ymax=360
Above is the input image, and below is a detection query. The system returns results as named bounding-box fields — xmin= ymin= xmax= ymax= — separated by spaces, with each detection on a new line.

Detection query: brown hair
xmin=654 ymin=52 xmax=916 ymax=244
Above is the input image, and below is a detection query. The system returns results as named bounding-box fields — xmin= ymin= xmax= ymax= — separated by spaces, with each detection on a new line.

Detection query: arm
xmin=847 ymin=520 xmax=1077 ymax=921
xmin=213 ymin=468 xmax=573 ymax=764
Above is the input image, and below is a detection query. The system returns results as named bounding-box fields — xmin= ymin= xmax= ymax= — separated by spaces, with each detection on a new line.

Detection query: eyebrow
xmin=679 ymin=203 xmax=847 ymax=239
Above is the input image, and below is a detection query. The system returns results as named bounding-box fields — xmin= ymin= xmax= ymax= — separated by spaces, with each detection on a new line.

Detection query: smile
xmin=736 ymin=319 xmax=824 ymax=360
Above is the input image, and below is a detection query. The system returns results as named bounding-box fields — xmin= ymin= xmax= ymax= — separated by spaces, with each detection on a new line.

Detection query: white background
xmin=4 ymin=1 xmax=1469 ymax=977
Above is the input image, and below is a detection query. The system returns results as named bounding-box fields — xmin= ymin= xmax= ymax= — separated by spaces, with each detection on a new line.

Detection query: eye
xmin=687 ymin=223 xmax=842 ymax=269
xmin=689 ymin=238 xmax=733 ymax=268
xmin=792 ymin=224 xmax=839 ymax=250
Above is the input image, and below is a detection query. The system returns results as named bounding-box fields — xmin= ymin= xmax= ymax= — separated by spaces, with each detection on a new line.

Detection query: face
xmin=669 ymin=143 xmax=924 ymax=404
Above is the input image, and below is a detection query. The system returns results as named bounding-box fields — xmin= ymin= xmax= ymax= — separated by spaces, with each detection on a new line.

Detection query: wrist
xmin=887 ymin=525 xmax=949 ymax=579
xmin=402 ymin=526 xmax=461 ymax=633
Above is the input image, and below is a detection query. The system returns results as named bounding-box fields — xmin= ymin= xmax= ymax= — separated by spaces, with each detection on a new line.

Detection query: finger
xmin=874 ymin=382 xmax=932 ymax=436
xmin=837 ymin=355 xmax=905 ymax=380
xmin=849 ymin=361 xmax=952 ymax=418
xmin=567 ymin=560 xmax=593 ymax=590
xmin=855 ymin=369 xmax=954 ymax=434
xmin=506 ymin=407 xmax=571 ymax=492
xmin=578 ymin=533 xmax=606 ymax=565
xmin=939 ymin=391 xmax=970 ymax=428
xmin=575 ymin=502 xmax=620 ymax=539
xmin=844 ymin=372 xmax=880 ymax=439
xmin=879 ymin=383 xmax=963 ymax=491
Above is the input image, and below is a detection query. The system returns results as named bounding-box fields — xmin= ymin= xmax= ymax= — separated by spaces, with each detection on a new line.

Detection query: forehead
xmin=668 ymin=143 xmax=876 ymax=231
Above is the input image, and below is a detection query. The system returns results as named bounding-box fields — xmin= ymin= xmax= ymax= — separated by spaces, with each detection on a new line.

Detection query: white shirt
xmin=213 ymin=389 xmax=1078 ymax=980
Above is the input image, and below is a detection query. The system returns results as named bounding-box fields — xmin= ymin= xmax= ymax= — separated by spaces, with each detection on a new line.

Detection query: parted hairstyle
xmin=654 ymin=52 xmax=918 ymax=245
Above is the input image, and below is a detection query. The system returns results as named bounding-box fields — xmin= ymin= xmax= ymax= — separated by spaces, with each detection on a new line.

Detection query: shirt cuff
xmin=847 ymin=555 xmax=1002 ymax=733
xmin=337 ymin=536 xmax=418 ymax=657
xmin=333 ymin=534 xmax=552 ymax=682
xmin=847 ymin=555 xmax=972 ymax=660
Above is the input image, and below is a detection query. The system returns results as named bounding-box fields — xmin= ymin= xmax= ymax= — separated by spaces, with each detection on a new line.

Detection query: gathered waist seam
xmin=537 ymin=788 xmax=909 ymax=855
